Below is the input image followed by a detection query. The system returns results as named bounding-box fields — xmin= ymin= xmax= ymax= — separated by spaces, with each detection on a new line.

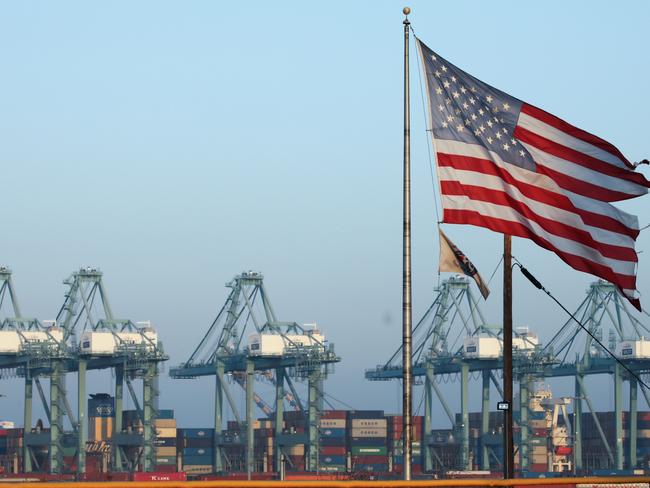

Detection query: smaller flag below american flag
xmin=439 ymin=228 xmax=490 ymax=299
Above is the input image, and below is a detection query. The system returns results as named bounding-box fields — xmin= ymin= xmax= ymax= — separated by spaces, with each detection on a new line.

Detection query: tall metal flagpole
xmin=402 ymin=6 xmax=413 ymax=482
xmin=503 ymin=235 xmax=514 ymax=478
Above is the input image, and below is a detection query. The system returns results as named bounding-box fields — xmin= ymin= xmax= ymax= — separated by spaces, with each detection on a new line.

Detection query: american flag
xmin=416 ymin=39 xmax=649 ymax=310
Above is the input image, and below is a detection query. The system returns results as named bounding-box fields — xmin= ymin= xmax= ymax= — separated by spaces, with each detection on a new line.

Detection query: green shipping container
xmin=155 ymin=456 xmax=177 ymax=465
xmin=351 ymin=446 xmax=387 ymax=456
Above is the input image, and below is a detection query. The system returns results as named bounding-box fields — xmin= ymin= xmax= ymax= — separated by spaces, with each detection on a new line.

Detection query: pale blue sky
xmin=1 ymin=1 xmax=649 ymax=426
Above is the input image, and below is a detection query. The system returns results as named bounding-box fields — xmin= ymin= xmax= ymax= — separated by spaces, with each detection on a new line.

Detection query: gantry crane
xmin=367 ymin=276 xmax=650 ymax=474
xmin=365 ymin=276 xmax=549 ymax=472
xmin=0 ymin=266 xmax=69 ymax=473
xmin=540 ymin=280 xmax=650 ymax=472
xmin=52 ymin=267 xmax=168 ymax=474
xmin=11 ymin=267 xmax=167 ymax=474
xmin=170 ymin=271 xmax=340 ymax=474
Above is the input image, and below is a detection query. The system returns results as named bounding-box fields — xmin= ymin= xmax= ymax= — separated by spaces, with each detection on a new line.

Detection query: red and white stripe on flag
xmin=417 ymin=39 xmax=649 ymax=310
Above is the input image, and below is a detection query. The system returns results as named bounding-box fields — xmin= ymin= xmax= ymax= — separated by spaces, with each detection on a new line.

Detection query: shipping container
xmin=347 ymin=410 xmax=384 ymax=419
xmin=350 ymin=428 xmax=387 ymax=438
xmin=320 ymin=437 xmax=347 ymax=447
xmin=182 ymin=428 xmax=214 ymax=438
xmin=133 ymin=472 xmax=186 ymax=481
xmin=320 ymin=455 xmax=346 ymax=465
xmin=320 ymin=446 xmax=346 ymax=456
xmin=351 ymin=419 xmax=387 ymax=429
xmin=351 ymin=455 xmax=387 ymax=464
xmin=155 ymin=419 xmax=176 ymax=428
xmin=320 ymin=428 xmax=346 ymax=438
xmin=183 ymin=447 xmax=213 ymax=457
xmin=155 ymin=447 xmax=176 ymax=457
xmin=320 ymin=419 xmax=346 ymax=429
xmin=157 ymin=427 xmax=177 ymax=438
xmin=183 ymin=454 xmax=213 ymax=465
xmin=349 ymin=437 xmax=385 ymax=446
xmin=321 ymin=410 xmax=347 ymax=420
xmin=183 ymin=465 xmax=213 ymax=475
xmin=351 ymin=446 xmax=387 ymax=456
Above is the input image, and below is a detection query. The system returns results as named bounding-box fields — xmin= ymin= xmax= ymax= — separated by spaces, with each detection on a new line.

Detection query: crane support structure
xmin=366 ymin=277 xmax=650 ymax=473
xmin=0 ymin=267 xmax=168 ymax=475
xmin=170 ymin=271 xmax=340 ymax=474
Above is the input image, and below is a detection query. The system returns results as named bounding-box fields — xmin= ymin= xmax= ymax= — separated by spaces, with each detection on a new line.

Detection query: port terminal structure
xmin=170 ymin=271 xmax=340 ymax=475
xmin=365 ymin=276 xmax=650 ymax=473
xmin=0 ymin=266 xmax=168 ymax=475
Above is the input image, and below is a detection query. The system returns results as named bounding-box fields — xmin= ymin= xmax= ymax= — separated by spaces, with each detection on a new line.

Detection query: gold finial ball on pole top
xmin=403 ymin=6 xmax=411 ymax=15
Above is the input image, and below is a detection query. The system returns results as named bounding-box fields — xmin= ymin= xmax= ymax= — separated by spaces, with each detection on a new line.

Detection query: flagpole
xmin=503 ymin=235 xmax=514 ymax=478
xmin=402 ymin=6 xmax=413 ymax=482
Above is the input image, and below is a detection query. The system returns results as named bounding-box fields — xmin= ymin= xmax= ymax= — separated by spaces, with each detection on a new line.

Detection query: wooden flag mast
xmin=503 ymin=235 xmax=514 ymax=478
xmin=402 ymin=6 xmax=413 ymax=482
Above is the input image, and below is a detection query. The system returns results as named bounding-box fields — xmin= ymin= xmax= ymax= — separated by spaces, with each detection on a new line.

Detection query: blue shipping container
xmin=320 ymin=437 xmax=347 ymax=447
xmin=158 ymin=409 xmax=174 ymax=419
xmin=183 ymin=428 xmax=215 ymax=439
xmin=349 ymin=437 xmax=386 ymax=446
xmin=320 ymin=428 xmax=346 ymax=438
xmin=183 ymin=447 xmax=213 ymax=457
xmin=393 ymin=456 xmax=422 ymax=465
xmin=183 ymin=455 xmax=213 ymax=466
xmin=88 ymin=395 xmax=115 ymax=418
xmin=320 ymin=455 xmax=346 ymax=465
xmin=355 ymin=463 xmax=388 ymax=472
xmin=348 ymin=410 xmax=384 ymax=419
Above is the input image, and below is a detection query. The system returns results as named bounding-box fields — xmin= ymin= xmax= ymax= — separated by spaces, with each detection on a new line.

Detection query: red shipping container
xmin=133 ymin=472 xmax=187 ymax=481
xmin=555 ymin=446 xmax=572 ymax=455
xmin=530 ymin=463 xmax=548 ymax=473
xmin=532 ymin=428 xmax=548 ymax=437
xmin=352 ymin=455 xmax=388 ymax=464
xmin=321 ymin=446 xmax=346 ymax=456
xmin=321 ymin=410 xmax=347 ymax=419
xmin=154 ymin=465 xmax=178 ymax=473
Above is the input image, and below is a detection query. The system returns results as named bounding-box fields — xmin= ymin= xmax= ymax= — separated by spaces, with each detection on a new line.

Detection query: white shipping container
xmin=351 ymin=427 xmax=387 ymax=438
xmin=351 ymin=418 xmax=387 ymax=429
xmin=0 ymin=331 xmax=21 ymax=353
xmin=616 ymin=339 xmax=650 ymax=359
xmin=463 ymin=336 xmax=502 ymax=359
xmin=320 ymin=419 xmax=346 ymax=429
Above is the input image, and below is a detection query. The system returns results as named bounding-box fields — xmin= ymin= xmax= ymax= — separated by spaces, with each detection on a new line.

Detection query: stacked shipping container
xmin=154 ymin=412 xmax=177 ymax=471
xmin=348 ymin=411 xmax=387 ymax=473
xmin=387 ymin=414 xmax=423 ymax=474
xmin=319 ymin=410 xmax=346 ymax=472
xmin=179 ymin=428 xmax=214 ymax=475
